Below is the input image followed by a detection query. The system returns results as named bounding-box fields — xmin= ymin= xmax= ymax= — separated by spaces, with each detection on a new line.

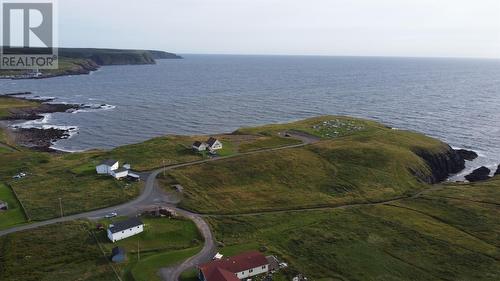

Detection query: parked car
xmin=105 ymin=212 xmax=118 ymax=218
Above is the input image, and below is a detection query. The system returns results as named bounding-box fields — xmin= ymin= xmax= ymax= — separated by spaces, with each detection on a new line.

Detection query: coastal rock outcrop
xmin=413 ymin=146 xmax=465 ymax=184
xmin=465 ymin=166 xmax=491 ymax=182
xmin=495 ymin=165 xmax=500 ymax=176
xmin=455 ymin=149 xmax=478 ymax=161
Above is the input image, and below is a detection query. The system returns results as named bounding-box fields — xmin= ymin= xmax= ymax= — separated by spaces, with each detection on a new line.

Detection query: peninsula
xmin=0 ymin=101 xmax=499 ymax=281
xmin=0 ymin=47 xmax=182 ymax=79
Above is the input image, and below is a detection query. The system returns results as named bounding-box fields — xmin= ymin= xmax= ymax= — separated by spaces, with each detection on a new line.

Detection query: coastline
xmin=0 ymin=93 xmax=86 ymax=152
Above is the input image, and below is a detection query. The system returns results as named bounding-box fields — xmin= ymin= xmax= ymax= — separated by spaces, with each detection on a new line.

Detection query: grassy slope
xmin=169 ymin=116 xmax=448 ymax=214
xmin=0 ymin=96 xmax=40 ymax=119
xmin=0 ymin=221 xmax=116 ymax=281
xmin=207 ymin=178 xmax=500 ymax=281
xmin=0 ymin=183 xmax=26 ymax=230
xmin=107 ymin=133 xmax=301 ymax=171
xmin=0 ymin=218 xmax=202 ymax=281
xmin=1 ymin=151 xmax=141 ymax=221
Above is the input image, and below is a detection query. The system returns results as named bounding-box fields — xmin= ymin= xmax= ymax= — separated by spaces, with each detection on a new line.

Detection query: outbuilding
xmin=96 ymin=159 xmax=119 ymax=175
xmin=107 ymin=217 xmax=144 ymax=242
xmin=192 ymin=141 xmax=208 ymax=152
xmin=110 ymin=247 xmax=127 ymax=263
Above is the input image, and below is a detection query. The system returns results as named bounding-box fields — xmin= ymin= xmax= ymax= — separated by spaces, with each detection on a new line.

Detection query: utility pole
xmin=58 ymin=198 xmax=63 ymax=217
xmin=137 ymin=241 xmax=140 ymax=261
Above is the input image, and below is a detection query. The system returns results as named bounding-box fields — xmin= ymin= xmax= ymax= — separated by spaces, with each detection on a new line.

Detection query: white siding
xmin=107 ymin=225 xmax=144 ymax=242
xmin=193 ymin=143 xmax=207 ymax=151
xmin=209 ymin=141 xmax=223 ymax=151
xmin=96 ymin=162 xmax=119 ymax=174
xmin=112 ymin=170 xmax=128 ymax=179
xmin=236 ymin=264 xmax=269 ymax=279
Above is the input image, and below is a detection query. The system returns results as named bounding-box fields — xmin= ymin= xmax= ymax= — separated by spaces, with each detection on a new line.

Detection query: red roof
xmin=199 ymin=251 xmax=269 ymax=281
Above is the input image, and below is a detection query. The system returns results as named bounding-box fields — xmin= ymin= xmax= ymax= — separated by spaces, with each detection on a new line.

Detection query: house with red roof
xmin=198 ymin=251 xmax=270 ymax=281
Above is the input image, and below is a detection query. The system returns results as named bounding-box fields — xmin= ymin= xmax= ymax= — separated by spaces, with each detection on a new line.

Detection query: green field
xmin=0 ymin=96 xmax=40 ymax=119
xmin=0 ymin=221 xmax=117 ymax=281
xmin=1 ymin=150 xmax=142 ymax=221
xmin=167 ymin=116 xmax=449 ymax=214
xmin=97 ymin=217 xmax=202 ymax=253
xmin=0 ymin=183 xmax=26 ymax=230
xmin=131 ymin=247 xmax=201 ymax=281
xmin=207 ymin=178 xmax=500 ymax=281
xmin=106 ymin=133 xmax=301 ymax=171
xmin=0 ymin=217 xmax=202 ymax=281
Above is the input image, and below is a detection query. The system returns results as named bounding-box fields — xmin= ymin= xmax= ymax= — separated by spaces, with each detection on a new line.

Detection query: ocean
xmin=1 ymin=55 xmax=500 ymax=179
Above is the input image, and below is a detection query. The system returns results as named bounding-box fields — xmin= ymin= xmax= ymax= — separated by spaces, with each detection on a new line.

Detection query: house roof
xmin=108 ymin=218 xmax=143 ymax=234
xmin=199 ymin=251 xmax=268 ymax=281
xmin=100 ymin=159 xmax=118 ymax=166
xmin=206 ymin=268 xmax=240 ymax=281
xmin=206 ymin=137 xmax=219 ymax=146
xmin=192 ymin=141 xmax=204 ymax=147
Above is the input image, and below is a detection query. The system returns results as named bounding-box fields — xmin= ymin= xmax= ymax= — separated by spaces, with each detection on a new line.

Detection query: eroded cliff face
xmin=413 ymin=146 xmax=465 ymax=184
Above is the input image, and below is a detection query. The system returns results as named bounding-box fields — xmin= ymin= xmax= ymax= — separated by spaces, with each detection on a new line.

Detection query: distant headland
xmin=0 ymin=47 xmax=182 ymax=79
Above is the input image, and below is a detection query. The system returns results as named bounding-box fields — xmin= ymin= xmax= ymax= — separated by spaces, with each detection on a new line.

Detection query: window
xmin=249 ymin=269 xmax=253 ymax=273
xmin=262 ymin=266 xmax=266 ymax=269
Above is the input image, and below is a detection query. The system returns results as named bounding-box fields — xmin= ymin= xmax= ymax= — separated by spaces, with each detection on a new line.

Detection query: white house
xmin=199 ymin=251 xmax=269 ymax=281
xmin=206 ymin=137 xmax=223 ymax=152
xmin=96 ymin=159 xmax=119 ymax=175
xmin=111 ymin=168 xmax=129 ymax=180
xmin=107 ymin=218 xmax=144 ymax=242
xmin=192 ymin=141 xmax=208 ymax=152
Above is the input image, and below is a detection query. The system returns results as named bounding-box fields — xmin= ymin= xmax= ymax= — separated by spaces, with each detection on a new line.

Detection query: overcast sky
xmin=58 ymin=0 xmax=500 ymax=58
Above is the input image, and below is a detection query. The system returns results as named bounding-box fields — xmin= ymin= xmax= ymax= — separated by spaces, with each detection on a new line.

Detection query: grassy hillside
xmin=166 ymin=116 xmax=450 ymax=214
xmin=0 ymin=183 xmax=26 ymax=230
xmin=0 ymin=218 xmax=202 ymax=281
xmin=207 ymin=178 xmax=500 ymax=281
xmin=0 ymin=96 xmax=40 ymax=119
xmin=0 ymin=221 xmax=116 ymax=281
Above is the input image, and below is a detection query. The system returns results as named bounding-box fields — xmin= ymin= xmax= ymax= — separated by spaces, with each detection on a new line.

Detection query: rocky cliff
xmin=59 ymin=48 xmax=181 ymax=65
xmin=413 ymin=146 xmax=465 ymax=183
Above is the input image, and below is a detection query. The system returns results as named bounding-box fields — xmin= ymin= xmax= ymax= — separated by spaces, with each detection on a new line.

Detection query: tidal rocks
xmin=455 ymin=149 xmax=478 ymax=161
xmin=465 ymin=166 xmax=491 ymax=182
xmin=414 ymin=146 xmax=465 ymax=184
xmin=10 ymin=127 xmax=73 ymax=152
xmin=495 ymin=165 xmax=500 ymax=176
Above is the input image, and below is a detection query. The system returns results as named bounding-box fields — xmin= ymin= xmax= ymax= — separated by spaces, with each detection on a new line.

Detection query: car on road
xmin=105 ymin=212 xmax=118 ymax=218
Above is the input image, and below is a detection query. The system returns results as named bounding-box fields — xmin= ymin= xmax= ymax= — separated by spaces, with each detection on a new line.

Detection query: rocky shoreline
xmin=413 ymin=146 xmax=465 ymax=183
xmin=0 ymin=93 xmax=83 ymax=152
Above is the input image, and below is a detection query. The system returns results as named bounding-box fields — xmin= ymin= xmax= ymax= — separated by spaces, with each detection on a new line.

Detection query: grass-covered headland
xmin=1 ymin=110 xmax=499 ymax=281
xmin=0 ymin=47 xmax=182 ymax=79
